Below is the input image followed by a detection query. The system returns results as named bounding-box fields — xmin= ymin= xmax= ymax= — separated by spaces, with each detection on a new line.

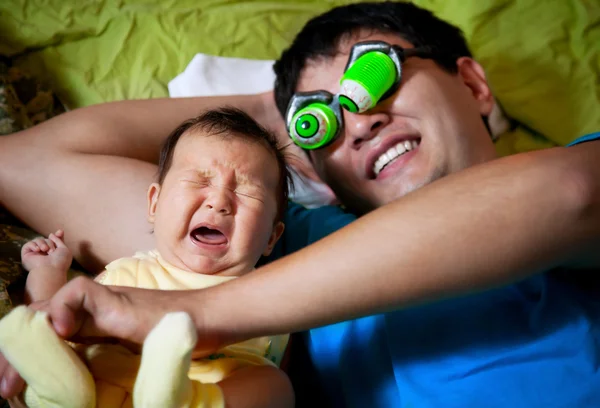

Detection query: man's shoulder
xmin=284 ymin=201 xmax=356 ymax=228
xmin=261 ymin=202 xmax=356 ymax=264
xmin=567 ymin=132 xmax=600 ymax=146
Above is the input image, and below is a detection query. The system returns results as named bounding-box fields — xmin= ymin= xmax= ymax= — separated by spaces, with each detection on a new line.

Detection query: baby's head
xmin=148 ymin=107 xmax=290 ymax=276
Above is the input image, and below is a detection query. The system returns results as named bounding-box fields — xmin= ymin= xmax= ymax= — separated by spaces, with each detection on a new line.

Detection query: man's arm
xmin=195 ymin=141 xmax=600 ymax=340
xmin=12 ymin=93 xmax=284 ymax=161
xmin=42 ymin=141 xmax=600 ymax=347
xmin=3 ymin=140 xmax=597 ymax=399
xmin=0 ymin=92 xmax=287 ymax=272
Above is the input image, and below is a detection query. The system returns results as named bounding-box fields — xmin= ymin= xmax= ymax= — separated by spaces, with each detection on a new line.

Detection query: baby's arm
xmin=21 ymin=230 xmax=72 ymax=303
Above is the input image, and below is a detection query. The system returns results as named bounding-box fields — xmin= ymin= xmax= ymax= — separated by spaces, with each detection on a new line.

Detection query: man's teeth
xmin=374 ymin=140 xmax=419 ymax=176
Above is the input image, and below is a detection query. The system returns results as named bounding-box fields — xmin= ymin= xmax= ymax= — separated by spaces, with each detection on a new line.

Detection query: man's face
xmin=296 ymin=32 xmax=498 ymax=214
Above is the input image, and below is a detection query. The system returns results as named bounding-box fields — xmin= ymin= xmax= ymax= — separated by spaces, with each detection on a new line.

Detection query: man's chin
xmin=334 ymin=187 xmax=404 ymax=215
xmin=333 ymin=175 xmax=434 ymax=214
xmin=356 ymin=182 xmax=430 ymax=212
xmin=386 ymin=171 xmax=442 ymax=201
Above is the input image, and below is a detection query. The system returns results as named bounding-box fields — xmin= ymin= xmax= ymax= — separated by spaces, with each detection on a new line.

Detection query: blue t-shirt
xmin=269 ymin=133 xmax=600 ymax=407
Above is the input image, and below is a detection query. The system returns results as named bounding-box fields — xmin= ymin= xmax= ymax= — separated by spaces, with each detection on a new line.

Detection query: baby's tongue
xmin=192 ymin=227 xmax=227 ymax=245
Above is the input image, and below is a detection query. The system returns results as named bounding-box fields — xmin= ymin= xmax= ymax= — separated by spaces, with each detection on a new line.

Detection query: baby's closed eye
xmin=181 ymin=177 xmax=265 ymax=202
xmin=234 ymin=190 xmax=264 ymax=202
xmin=181 ymin=179 xmax=210 ymax=187
xmin=234 ymin=186 xmax=265 ymax=202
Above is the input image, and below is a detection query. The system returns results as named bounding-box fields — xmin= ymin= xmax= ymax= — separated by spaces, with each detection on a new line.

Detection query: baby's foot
xmin=133 ymin=312 xmax=197 ymax=408
xmin=0 ymin=306 xmax=95 ymax=408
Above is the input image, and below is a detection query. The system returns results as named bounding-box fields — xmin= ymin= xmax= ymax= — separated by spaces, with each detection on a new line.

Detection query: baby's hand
xmin=21 ymin=230 xmax=73 ymax=273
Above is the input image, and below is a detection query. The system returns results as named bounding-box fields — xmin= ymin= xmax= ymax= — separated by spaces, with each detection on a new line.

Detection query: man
xmin=1 ymin=2 xmax=599 ymax=407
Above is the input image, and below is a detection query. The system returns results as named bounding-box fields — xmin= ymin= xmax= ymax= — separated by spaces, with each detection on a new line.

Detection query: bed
xmin=0 ymin=0 xmax=599 ymax=404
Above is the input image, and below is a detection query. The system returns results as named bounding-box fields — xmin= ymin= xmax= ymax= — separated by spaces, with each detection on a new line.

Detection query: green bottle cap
xmin=339 ymin=51 xmax=396 ymax=112
xmin=290 ymin=103 xmax=338 ymax=149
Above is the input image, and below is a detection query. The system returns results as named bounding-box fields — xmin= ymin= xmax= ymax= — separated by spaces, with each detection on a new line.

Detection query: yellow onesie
xmin=0 ymin=250 xmax=289 ymax=408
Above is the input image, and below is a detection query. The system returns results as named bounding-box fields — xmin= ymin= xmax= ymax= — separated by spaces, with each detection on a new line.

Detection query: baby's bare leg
xmin=219 ymin=365 xmax=295 ymax=408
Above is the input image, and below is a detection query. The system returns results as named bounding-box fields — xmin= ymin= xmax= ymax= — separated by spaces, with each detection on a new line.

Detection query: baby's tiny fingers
xmin=48 ymin=233 xmax=66 ymax=249
xmin=22 ymin=242 xmax=35 ymax=253
xmin=27 ymin=242 xmax=41 ymax=252
xmin=45 ymin=237 xmax=57 ymax=252
xmin=34 ymin=237 xmax=49 ymax=252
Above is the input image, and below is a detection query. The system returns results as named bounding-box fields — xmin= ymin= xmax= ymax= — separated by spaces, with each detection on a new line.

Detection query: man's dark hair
xmin=157 ymin=107 xmax=291 ymax=221
xmin=273 ymin=1 xmax=472 ymax=117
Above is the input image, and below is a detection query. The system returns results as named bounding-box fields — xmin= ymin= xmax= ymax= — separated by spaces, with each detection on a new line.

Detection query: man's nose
xmin=343 ymin=110 xmax=391 ymax=149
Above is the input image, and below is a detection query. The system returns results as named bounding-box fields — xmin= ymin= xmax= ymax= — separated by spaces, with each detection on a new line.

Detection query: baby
xmin=0 ymin=108 xmax=293 ymax=408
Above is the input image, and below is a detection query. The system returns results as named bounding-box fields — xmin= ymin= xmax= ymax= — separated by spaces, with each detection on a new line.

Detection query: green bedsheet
xmin=0 ymin=2 xmax=598 ymax=405
xmin=1 ymin=0 xmax=599 ymax=150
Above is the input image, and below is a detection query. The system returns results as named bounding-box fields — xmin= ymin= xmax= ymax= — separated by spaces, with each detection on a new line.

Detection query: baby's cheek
xmin=251 ymin=220 xmax=272 ymax=250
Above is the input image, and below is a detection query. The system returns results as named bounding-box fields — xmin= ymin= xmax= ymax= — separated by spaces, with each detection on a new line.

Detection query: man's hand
xmin=1 ymin=278 xmax=190 ymax=398
xmin=50 ymin=277 xmax=226 ymax=350
xmin=21 ymin=230 xmax=72 ymax=273
xmin=43 ymin=277 xmax=165 ymax=343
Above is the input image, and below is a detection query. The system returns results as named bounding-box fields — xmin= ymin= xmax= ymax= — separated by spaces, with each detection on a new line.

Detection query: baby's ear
xmin=262 ymin=222 xmax=285 ymax=257
xmin=147 ymin=183 xmax=161 ymax=223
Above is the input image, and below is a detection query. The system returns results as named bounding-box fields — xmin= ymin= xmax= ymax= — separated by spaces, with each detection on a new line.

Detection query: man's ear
xmin=147 ymin=183 xmax=161 ymax=223
xmin=456 ymin=57 xmax=495 ymax=117
xmin=262 ymin=222 xmax=285 ymax=257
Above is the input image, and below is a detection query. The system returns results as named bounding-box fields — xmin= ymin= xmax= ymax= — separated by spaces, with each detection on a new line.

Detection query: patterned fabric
xmin=0 ymin=226 xmax=37 ymax=316
xmin=0 ymin=58 xmax=66 ymax=136
xmin=0 ymin=224 xmax=37 ymax=408
xmin=0 ymin=60 xmax=77 ymax=408
xmin=0 ymin=60 xmax=67 ymax=315
xmin=0 ymin=58 xmax=68 ymax=327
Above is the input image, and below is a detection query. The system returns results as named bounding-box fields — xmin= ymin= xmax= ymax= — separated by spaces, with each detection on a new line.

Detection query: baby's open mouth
xmin=190 ymin=226 xmax=228 ymax=245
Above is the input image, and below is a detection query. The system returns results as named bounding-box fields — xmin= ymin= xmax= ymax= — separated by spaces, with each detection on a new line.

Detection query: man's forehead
xmin=339 ymin=30 xmax=415 ymax=55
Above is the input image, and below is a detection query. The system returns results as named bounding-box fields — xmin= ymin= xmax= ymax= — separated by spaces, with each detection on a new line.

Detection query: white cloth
xmin=168 ymin=55 xmax=276 ymax=97
xmin=168 ymin=54 xmax=337 ymax=208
